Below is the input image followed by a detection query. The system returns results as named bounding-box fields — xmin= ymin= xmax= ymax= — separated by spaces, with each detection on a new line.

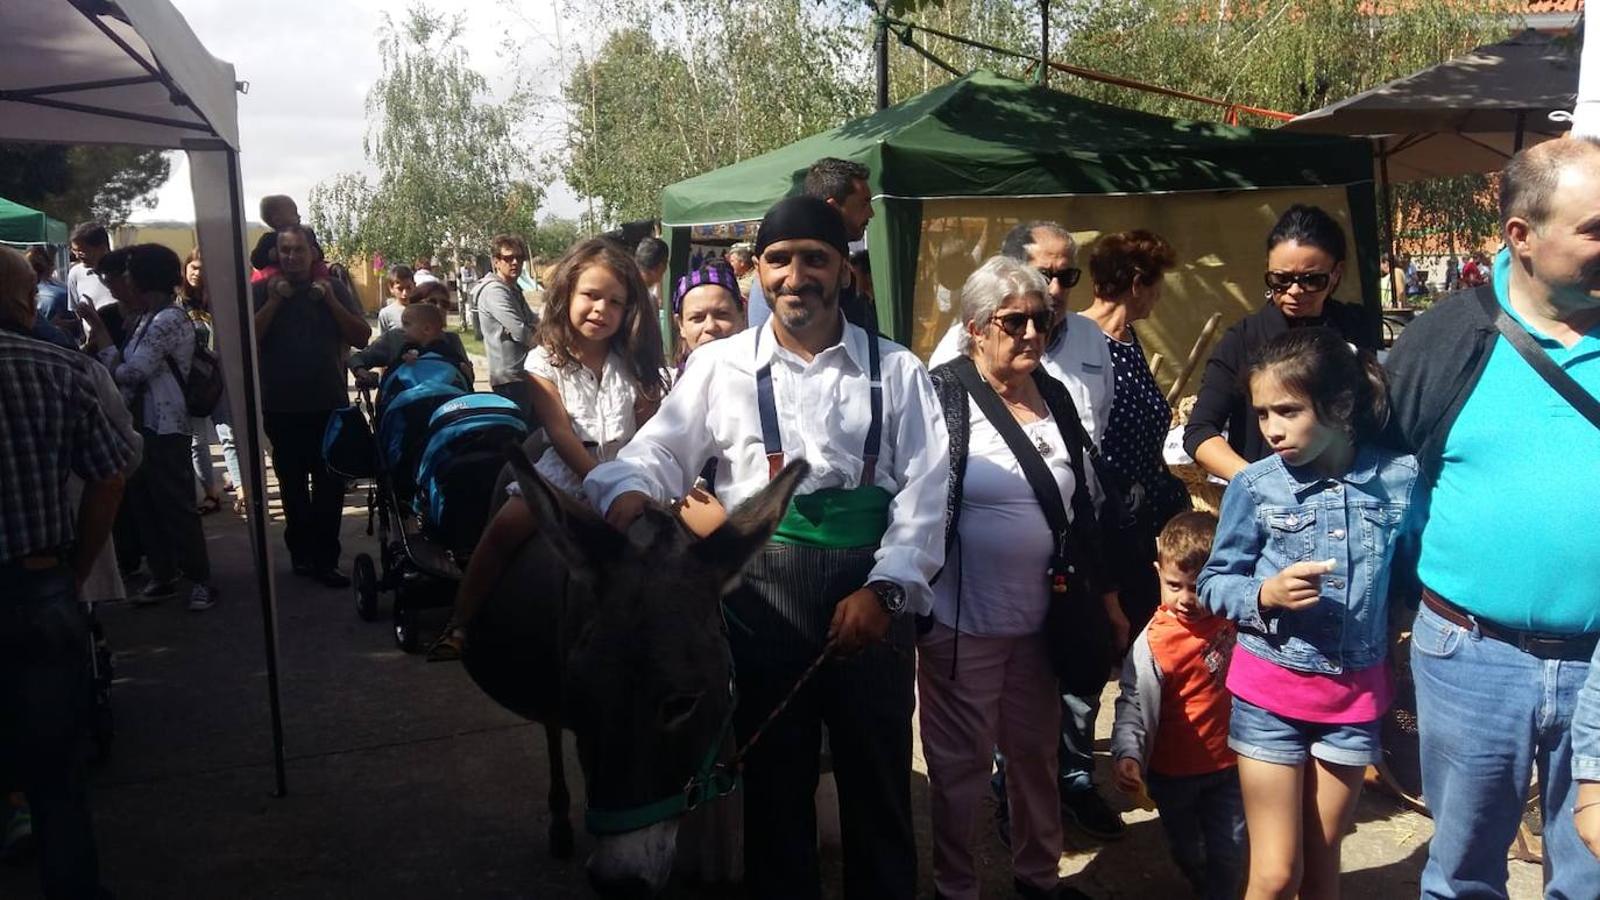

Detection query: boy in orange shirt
xmin=1111 ymin=511 xmax=1244 ymax=899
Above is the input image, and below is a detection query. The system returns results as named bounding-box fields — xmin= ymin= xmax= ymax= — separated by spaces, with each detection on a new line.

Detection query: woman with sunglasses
xmin=921 ymin=255 xmax=1112 ymax=900
xmin=1081 ymin=230 xmax=1192 ymax=632
xmin=1183 ymin=205 xmax=1380 ymax=481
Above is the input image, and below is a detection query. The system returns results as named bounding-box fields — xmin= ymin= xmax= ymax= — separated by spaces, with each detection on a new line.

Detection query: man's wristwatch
xmin=868 ymin=580 xmax=906 ymax=616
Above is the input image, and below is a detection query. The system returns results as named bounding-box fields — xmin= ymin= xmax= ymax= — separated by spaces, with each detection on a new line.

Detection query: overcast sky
xmin=141 ymin=0 xmax=585 ymax=223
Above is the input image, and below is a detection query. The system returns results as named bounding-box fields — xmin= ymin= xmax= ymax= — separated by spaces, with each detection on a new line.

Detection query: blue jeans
xmin=1146 ymin=767 xmax=1245 ymax=900
xmin=1411 ymin=604 xmax=1600 ymax=899
xmin=991 ymin=691 xmax=1100 ymax=802
xmin=0 ymin=565 xmax=102 ymax=899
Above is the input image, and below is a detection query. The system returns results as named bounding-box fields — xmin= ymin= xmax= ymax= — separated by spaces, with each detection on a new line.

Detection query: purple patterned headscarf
xmin=671 ymin=261 xmax=743 ymax=315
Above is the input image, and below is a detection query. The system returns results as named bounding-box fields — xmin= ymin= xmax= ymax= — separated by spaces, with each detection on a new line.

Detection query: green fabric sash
xmin=771 ymin=486 xmax=892 ymax=549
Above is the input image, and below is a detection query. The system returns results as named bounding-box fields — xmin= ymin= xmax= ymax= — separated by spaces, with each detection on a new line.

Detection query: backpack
xmin=166 ymin=315 xmax=226 ymax=418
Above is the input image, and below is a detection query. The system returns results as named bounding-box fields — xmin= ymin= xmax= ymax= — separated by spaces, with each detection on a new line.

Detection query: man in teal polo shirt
xmin=1387 ymin=137 xmax=1600 ymax=898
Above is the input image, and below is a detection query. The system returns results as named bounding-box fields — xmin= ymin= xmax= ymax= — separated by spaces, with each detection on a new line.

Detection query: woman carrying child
xmin=1198 ymin=328 xmax=1420 ymax=900
xmin=428 ymin=238 xmax=667 ymax=660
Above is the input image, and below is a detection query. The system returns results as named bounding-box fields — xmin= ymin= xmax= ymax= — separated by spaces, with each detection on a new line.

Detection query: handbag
xmin=951 ymin=357 xmax=1114 ymax=695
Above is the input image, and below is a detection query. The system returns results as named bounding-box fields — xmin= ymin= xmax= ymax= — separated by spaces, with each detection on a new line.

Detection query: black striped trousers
xmin=725 ymin=542 xmax=917 ymax=900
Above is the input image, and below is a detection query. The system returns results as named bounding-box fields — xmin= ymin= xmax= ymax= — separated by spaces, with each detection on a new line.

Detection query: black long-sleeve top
xmin=1181 ymin=298 xmax=1379 ymax=466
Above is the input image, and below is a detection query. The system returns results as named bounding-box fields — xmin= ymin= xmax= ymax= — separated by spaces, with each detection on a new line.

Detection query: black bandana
xmin=753 ymin=195 xmax=849 ymax=259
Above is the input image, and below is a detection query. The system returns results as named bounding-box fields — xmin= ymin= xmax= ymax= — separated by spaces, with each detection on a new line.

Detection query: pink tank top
xmin=1226 ymin=644 xmax=1393 ymax=724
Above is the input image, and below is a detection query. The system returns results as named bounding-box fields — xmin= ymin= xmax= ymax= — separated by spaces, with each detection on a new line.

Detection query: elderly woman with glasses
xmin=1182 ymin=205 xmax=1381 ymax=482
xmin=921 ymin=255 xmax=1113 ymax=900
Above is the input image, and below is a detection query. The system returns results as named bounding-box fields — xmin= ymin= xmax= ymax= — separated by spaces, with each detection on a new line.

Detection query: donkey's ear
xmin=691 ymin=459 xmax=809 ymax=579
xmin=506 ymin=446 xmax=622 ymax=577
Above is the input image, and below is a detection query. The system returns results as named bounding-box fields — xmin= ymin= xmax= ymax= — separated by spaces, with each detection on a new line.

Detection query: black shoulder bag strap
xmin=1479 ymin=290 xmax=1600 ymax=431
xmin=950 ymin=357 xmax=1072 ymax=558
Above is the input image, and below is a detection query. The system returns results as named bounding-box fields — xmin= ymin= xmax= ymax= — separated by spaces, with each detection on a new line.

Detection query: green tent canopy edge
xmin=0 ymin=196 xmax=68 ymax=246
xmin=660 ymin=69 xmax=1378 ymax=348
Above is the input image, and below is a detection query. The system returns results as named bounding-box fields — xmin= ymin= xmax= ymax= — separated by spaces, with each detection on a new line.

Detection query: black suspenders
xmin=754 ymin=326 xmax=882 ymax=484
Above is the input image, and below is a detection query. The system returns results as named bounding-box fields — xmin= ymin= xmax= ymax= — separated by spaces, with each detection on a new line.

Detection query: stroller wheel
xmin=393 ymin=585 xmax=421 ymax=653
xmin=353 ymin=553 xmax=379 ymax=622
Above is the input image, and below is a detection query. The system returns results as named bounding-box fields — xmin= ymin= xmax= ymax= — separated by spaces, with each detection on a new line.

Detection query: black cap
xmin=753 ymin=195 xmax=849 ymax=259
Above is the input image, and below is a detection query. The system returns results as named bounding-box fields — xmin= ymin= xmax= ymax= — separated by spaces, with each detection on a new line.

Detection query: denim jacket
xmin=1576 ymin=641 xmax=1600 ymax=783
xmin=1198 ymin=446 xmax=1421 ymax=675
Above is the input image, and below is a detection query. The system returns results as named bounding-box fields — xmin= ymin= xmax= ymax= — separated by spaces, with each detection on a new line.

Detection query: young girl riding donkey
xmin=1199 ymin=327 xmax=1421 ymax=900
xmin=428 ymin=238 xmax=668 ymax=659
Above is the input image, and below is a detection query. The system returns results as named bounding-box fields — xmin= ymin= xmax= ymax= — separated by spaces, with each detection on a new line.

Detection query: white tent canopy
xmin=0 ymin=0 xmax=287 ymax=793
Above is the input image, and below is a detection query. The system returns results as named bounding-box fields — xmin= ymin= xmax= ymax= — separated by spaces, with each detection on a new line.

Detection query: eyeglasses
xmin=1036 ymin=267 xmax=1081 ymax=288
xmin=495 ymin=254 xmax=525 ymax=264
xmin=989 ymin=310 xmax=1053 ymax=338
xmin=1264 ymin=271 xmax=1332 ymax=293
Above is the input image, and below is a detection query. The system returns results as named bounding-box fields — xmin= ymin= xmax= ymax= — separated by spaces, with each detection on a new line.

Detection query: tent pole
xmin=1380 ymin=142 xmax=1398 ymax=308
xmin=1038 ymin=1 xmax=1049 ymax=86
xmin=224 ymin=146 xmax=289 ymax=798
xmin=873 ymin=1 xmax=889 ymax=110
xmin=1514 ymin=111 xmax=1526 ymax=152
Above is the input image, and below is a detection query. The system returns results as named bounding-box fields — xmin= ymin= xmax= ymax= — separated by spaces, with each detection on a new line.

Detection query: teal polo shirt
xmin=1415 ymin=250 xmax=1600 ymax=633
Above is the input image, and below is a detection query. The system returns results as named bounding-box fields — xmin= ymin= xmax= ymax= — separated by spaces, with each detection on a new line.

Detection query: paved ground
xmin=0 ymin=351 xmax=1547 ymax=898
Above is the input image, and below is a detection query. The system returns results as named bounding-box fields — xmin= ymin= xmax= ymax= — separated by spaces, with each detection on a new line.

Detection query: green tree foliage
xmin=310 ymin=5 xmax=541 ymax=265
xmin=0 ymin=143 xmax=170 ymax=226
xmin=559 ymin=0 xmax=869 ymax=224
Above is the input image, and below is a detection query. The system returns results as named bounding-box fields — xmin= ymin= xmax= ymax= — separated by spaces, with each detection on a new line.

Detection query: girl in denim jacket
xmin=1199 ymin=328 xmax=1420 ymax=900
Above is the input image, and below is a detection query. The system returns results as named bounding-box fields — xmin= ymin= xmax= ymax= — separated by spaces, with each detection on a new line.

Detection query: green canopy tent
xmin=0 ymin=196 xmax=67 ymax=246
xmin=661 ymin=70 xmax=1379 ymax=391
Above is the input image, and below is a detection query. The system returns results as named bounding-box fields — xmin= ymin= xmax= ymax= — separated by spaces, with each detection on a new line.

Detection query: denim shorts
xmin=1227 ymin=696 xmax=1382 ymax=767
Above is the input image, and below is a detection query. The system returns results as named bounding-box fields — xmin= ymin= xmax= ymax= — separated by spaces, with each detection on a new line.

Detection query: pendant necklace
xmin=1027 ymin=421 xmax=1053 ymax=457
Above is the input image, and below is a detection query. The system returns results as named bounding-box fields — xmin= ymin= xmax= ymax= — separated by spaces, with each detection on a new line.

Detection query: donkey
xmin=462 ymin=445 xmax=806 ymax=895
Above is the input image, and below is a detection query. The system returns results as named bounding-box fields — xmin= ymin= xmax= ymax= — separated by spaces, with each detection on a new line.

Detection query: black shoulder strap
xmin=950 ymin=356 xmax=1070 ymax=539
xmin=1032 ymin=371 xmax=1107 ymax=532
xmin=1480 ymin=290 xmax=1600 ymax=431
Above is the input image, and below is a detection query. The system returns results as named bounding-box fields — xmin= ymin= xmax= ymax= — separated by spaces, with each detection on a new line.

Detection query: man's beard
xmin=774 ymin=286 xmax=836 ymax=331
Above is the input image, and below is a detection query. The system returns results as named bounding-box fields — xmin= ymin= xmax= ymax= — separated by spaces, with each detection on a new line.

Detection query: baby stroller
xmin=330 ymin=355 xmax=527 ymax=651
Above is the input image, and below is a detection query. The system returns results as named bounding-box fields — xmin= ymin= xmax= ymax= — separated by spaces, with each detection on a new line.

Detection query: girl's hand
xmin=1577 ymin=783 xmax=1600 ymax=859
xmin=1113 ymin=758 xmax=1144 ymax=795
xmin=1260 ymin=559 xmax=1335 ymax=611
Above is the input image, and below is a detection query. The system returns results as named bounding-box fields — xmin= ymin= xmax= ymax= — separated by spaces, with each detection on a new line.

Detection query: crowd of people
xmin=3 ymin=136 xmax=1599 ymax=900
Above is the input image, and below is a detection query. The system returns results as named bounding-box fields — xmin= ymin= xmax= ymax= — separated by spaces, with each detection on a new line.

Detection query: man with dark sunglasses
xmin=475 ymin=233 xmax=538 ymax=421
xmin=929 ymin=219 xmax=1127 ymax=845
xmin=932 ymin=220 xmax=1114 ymax=446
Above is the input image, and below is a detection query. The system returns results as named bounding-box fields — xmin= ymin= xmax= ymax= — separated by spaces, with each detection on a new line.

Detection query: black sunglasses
xmin=1264 ymin=270 xmax=1332 ymax=293
xmin=1036 ymin=266 xmax=1081 ymax=288
xmin=496 ymin=254 xmax=525 ymax=264
xmin=989 ymin=310 xmax=1053 ymax=338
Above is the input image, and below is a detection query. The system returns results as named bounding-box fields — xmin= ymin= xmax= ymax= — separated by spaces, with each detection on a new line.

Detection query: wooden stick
xmin=1167 ymin=313 xmax=1223 ymax=405
xmin=1147 ymin=352 xmax=1164 ymax=380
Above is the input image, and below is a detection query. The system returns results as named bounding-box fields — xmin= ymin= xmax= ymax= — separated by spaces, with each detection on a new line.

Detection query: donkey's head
xmin=506 ymin=451 xmax=807 ymax=895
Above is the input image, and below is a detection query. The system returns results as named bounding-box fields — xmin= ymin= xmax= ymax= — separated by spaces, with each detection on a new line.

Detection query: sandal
xmin=197 ymin=495 xmax=222 ymax=515
xmin=233 ymin=495 xmax=249 ymax=515
xmin=426 ymin=628 xmax=464 ymax=662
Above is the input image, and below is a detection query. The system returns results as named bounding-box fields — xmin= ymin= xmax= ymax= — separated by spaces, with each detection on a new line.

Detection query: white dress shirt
xmin=584 ymin=318 xmax=951 ymax=615
xmin=929 ymin=311 xmax=1115 ymax=445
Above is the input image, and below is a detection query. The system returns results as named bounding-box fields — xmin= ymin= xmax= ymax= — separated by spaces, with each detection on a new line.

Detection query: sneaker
xmin=134 ymin=580 xmax=177 ymax=606
xmin=1061 ymin=787 xmax=1125 ymax=841
xmin=187 ymin=584 xmax=217 ymax=611
xmin=1 ymin=805 xmax=33 ymax=863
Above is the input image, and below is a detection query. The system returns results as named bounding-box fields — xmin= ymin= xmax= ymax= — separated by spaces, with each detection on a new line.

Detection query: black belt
xmin=1421 ymin=588 xmax=1599 ymax=661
